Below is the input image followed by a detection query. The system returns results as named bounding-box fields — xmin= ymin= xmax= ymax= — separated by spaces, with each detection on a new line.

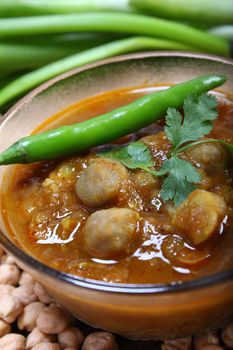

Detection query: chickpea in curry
xmin=2 ymin=85 xmax=233 ymax=284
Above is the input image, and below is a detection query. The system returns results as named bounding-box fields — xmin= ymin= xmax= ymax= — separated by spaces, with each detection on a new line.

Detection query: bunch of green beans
xmin=0 ymin=0 xmax=232 ymax=111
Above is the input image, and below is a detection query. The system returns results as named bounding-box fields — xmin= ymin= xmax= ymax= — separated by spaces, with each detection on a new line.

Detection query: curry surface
xmin=2 ymin=85 xmax=233 ymax=284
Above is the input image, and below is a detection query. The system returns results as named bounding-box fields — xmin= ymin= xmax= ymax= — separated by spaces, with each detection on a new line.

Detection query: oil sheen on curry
xmin=2 ymin=85 xmax=233 ymax=284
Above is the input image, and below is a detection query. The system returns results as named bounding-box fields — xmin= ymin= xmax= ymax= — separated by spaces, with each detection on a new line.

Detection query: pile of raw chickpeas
xmin=0 ymin=245 xmax=232 ymax=350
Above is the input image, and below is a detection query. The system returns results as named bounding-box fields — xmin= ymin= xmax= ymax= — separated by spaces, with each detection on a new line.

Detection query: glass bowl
xmin=0 ymin=52 xmax=232 ymax=340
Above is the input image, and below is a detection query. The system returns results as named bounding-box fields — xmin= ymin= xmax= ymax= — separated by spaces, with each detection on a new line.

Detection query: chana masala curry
xmin=2 ymin=84 xmax=233 ymax=284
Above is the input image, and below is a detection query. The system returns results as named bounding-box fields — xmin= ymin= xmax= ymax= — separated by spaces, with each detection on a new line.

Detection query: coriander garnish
xmin=99 ymin=93 xmax=232 ymax=207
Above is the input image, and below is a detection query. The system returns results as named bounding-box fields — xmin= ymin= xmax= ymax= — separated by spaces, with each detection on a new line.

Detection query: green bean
xmin=0 ymin=36 xmax=114 ymax=71
xmin=0 ymin=72 xmax=26 ymax=90
xmin=0 ymin=77 xmax=11 ymax=98
xmin=130 ymin=0 xmax=233 ymax=25
xmin=2 ymin=33 xmax=122 ymax=46
xmin=0 ymin=36 xmax=198 ymax=108
xmin=0 ymin=13 xmax=229 ymax=56
xmin=1 ymin=33 xmax=123 ymax=71
xmin=0 ymin=74 xmax=226 ymax=165
xmin=0 ymin=0 xmax=131 ymax=17
xmin=209 ymin=26 xmax=233 ymax=39
xmin=0 ymin=43 xmax=84 ymax=71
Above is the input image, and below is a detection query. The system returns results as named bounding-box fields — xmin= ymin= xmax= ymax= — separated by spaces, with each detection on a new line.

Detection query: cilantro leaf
xmin=162 ymin=176 xmax=196 ymax=207
xmin=98 ymin=93 xmax=231 ymax=208
xmin=160 ymin=156 xmax=201 ymax=207
xmin=127 ymin=142 xmax=153 ymax=167
xmin=161 ymin=93 xmax=220 ymax=206
xmin=99 ymin=141 xmax=154 ymax=170
xmin=165 ymin=93 xmax=218 ymax=150
xmin=164 ymin=108 xmax=183 ymax=149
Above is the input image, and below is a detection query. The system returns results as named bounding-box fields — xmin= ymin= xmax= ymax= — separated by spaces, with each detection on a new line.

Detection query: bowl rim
xmin=1 ymin=51 xmax=233 ymax=294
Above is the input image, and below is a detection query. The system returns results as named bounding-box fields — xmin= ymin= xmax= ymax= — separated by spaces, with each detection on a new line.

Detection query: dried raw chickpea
xmin=34 ymin=282 xmax=52 ymax=304
xmin=19 ymin=271 xmax=34 ymax=285
xmin=0 ymin=319 xmax=11 ymax=337
xmin=222 ymin=322 xmax=233 ymax=347
xmin=197 ymin=346 xmax=224 ymax=350
xmin=194 ymin=331 xmax=220 ymax=350
xmin=82 ymin=332 xmax=118 ymax=350
xmin=1 ymin=254 xmax=16 ymax=265
xmin=58 ymin=326 xmax=84 ymax=349
xmin=25 ymin=327 xmax=56 ymax=349
xmin=0 ymin=294 xmax=23 ymax=323
xmin=37 ymin=304 xmax=70 ymax=334
xmin=162 ymin=336 xmax=192 ymax=350
xmin=31 ymin=343 xmax=61 ymax=350
xmin=13 ymin=284 xmax=38 ymax=305
xmin=0 ymin=284 xmax=14 ymax=297
xmin=18 ymin=301 xmax=45 ymax=332
xmin=0 ymin=333 xmax=25 ymax=350
xmin=0 ymin=264 xmax=20 ymax=285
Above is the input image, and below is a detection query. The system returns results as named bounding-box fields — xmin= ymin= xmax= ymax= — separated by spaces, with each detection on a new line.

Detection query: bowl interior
xmin=0 ymin=52 xmax=233 ymax=293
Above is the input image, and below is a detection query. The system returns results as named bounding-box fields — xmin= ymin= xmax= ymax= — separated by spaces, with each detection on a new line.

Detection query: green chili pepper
xmin=0 ymin=74 xmax=226 ymax=165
